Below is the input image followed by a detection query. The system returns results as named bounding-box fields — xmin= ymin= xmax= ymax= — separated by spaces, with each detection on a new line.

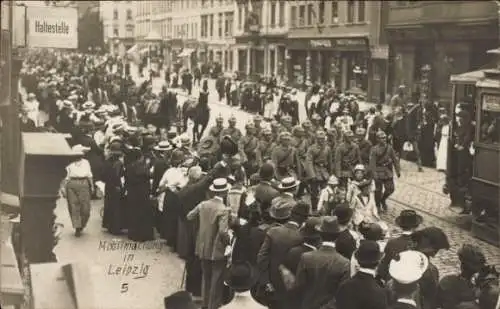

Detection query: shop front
xmin=286 ymin=37 xmax=369 ymax=92
xmin=235 ymin=36 xmax=286 ymax=80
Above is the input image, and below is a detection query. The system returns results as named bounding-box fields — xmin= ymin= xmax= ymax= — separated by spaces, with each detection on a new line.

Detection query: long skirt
xmin=66 ymin=178 xmax=91 ymax=229
xmin=102 ymin=186 xmax=126 ymax=234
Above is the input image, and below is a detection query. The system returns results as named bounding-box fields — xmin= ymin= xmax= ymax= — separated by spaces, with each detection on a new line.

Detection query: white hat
xmin=209 ymin=178 xmax=231 ymax=192
xmin=328 ymin=175 xmax=339 ymax=185
xmin=277 ymin=177 xmax=300 ymax=190
xmin=354 ymin=164 xmax=365 ymax=172
xmin=389 ymin=250 xmax=429 ymax=284
xmin=71 ymin=144 xmax=91 ymax=155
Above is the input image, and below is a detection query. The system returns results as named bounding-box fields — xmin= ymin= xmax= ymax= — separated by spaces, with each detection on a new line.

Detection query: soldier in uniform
xmin=221 ymin=115 xmax=242 ymax=144
xmin=208 ymin=114 xmax=225 ymax=141
xmin=302 ymin=120 xmax=315 ymax=145
xmin=355 ymin=127 xmax=373 ymax=167
xmin=197 ymin=129 xmax=220 ymax=169
xmin=280 ymin=115 xmax=293 ymax=133
xmin=369 ymin=131 xmax=400 ymax=212
xmin=293 ymin=125 xmax=310 ymax=198
xmin=335 ymin=130 xmax=361 ymax=188
xmin=304 ymin=130 xmax=334 ymax=211
xmin=270 ymin=120 xmax=282 ymax=143
xmin=311 ymin=114 xmax=323 ymax=133
xmin=238 ymin=122 xmax=260 ymax=177
xmin=271 ymin=131 xmax=298 ymax=181
xmin=326 ymin=127 xmax=340 ymax=152
xmin=253 ymin=115 xmax=264 ymax=138
xmin=257 ymin=127 xmax=274 ymax=165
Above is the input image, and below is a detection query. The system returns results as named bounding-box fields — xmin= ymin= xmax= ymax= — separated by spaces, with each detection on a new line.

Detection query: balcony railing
xmin=388 ymin=1 xmax=498 ymax=26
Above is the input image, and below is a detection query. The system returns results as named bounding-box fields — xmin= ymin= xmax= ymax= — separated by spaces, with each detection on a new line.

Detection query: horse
xmin=179 ymin=91 xmax=210 ymax=145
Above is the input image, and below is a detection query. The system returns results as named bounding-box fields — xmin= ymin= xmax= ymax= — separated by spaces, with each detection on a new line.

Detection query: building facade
xmin=233 ymin=0 xmax=289 ymax=79
xmin=386 ymin=1 xmax=498 ymax=105
xmin=100 ymin=0 xmax=136 ymax=56
xmin=285 ymin=0 xmax=389 ymax=102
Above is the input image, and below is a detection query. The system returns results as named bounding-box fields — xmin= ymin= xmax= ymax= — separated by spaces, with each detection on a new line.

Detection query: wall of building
xmin=100 ymin=0 xmax=136 ymax=56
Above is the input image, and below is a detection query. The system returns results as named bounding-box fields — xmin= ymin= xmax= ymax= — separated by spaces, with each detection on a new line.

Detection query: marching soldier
xmin=293 ymin=125 xmax=310 ymax=198
xmin=271 ymin=131 xmax=298 ymax=181
xmin=253 ymin=115 xmax=264 ymax=138
xmin=238 ymin=122 xmax=260 ymax=177
xmin=335 ymin=130 xmax=361 ymax=187
xmin=355 ymin=127 xmax=372 ymax=167
xmin=302 ymin=120 xmax=315 ymax=145
xmin=208 ymin=114 xmax=225 ymax=141
xmin=280 ymin=115 xmax=293 ymax=133
xmin=326 ymin=127 xmax=340 ymax=151
xmin=310 ymin=114 xmax=323 ymax=132
xmin=270 ymin=120 xmax=282 ymax=143
xmin=221 ymin=115 xmax=242 ymax=144
xmin=304 ymin=130 xmax=334 ymax=211
xmin=370 ymin=131 xmax=400 ymax=212
xmin=257 ymin=127 xmax=274 ymax=165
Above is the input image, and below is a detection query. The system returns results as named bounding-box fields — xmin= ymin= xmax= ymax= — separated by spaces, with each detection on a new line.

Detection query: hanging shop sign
xmin=26 ymin=6 xmax=78 ymax=49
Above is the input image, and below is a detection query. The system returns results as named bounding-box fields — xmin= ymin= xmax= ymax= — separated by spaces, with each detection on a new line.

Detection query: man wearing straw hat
xmin=187 ymin=178 xmax=232 ymax=309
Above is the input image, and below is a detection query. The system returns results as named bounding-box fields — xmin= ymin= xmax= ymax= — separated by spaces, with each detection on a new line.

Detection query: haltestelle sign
xmin=27 ymin=6 xmax=78 ymax=49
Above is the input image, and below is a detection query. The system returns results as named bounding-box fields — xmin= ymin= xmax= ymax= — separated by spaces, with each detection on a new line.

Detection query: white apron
xmin=436 ymin=124 xmax=449 ymax=171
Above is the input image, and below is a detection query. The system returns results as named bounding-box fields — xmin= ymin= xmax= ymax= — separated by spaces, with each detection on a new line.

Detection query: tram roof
xmin=450 ymin=70 xmax=485 ymax=85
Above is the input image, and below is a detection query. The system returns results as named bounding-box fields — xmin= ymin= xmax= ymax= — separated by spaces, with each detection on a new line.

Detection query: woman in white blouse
xmin=61 ymin=145 xmax=94 ymax=237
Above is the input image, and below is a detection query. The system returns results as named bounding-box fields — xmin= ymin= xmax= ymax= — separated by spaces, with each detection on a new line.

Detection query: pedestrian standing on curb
xmin=187 ymin=178 xmax=232 ymax=309
xmin=61 ymin=144 xmax=94 ymax=237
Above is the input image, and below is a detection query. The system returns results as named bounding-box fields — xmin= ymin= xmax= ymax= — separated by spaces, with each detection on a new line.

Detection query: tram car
xmin=448 ymin=48 xmax=500 ymax=246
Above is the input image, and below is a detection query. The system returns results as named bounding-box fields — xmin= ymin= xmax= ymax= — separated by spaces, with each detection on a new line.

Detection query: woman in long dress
xmin=102 ymin=149 xmax=126 ymax=235
xmin=436 ymin=114 xmax=450 ymax=172
xmin=62 ymin=145 xmax=94 ymax=237
xmin=125 ymin=149 xmax=155 ymax=242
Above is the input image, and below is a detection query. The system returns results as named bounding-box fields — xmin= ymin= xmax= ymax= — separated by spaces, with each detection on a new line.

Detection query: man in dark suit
xmin=254 ymin=163 xmax=280 ymax=212
xmin=294 ymin=216 xmax=350 ymax=309
xmin=187 ymin=178 xmax=232 ymax=309
xmin=336 ymin=241 xmax=388 ymax=309
xmin=257 ymin=201 xmax=310 ymax=309
xmin=378 ymin=210 xmax=423 ymax=282
xmin=334 ymin=205 xmax=358 ymax=260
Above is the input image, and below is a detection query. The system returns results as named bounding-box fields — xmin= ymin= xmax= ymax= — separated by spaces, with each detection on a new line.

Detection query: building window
xmin=126 ymin=9 xmax=132 ymax=20
xmin=113 ymin=9 xmax=118 ymax=20
xmin=201 ymin=15 xmax=208 ymax=38
xmin=347 ymin=0 xmax=355 ymax=23
xmin=307 ymin=4 xmax=314 ymax=26
xmin=201 ymin=0 xmax=207 ymax=7
xmin=357 ymin=1 xmax=365 ymax=22
xmin=299 ymin=5 xmax=305 ymax=26
xmin=270 ymin=2 xmax=276 ymax=27
xmin=209 ymin=14 xmax=214 ymax=37
xmin=290 ymin=6 xmax=297 ymax=27
xmin=113 ymin=27 xmax=119 ymax=37
xmin=218 ymin=13 xmax=223 ymax=37
xmin=318 ymin=1 xmax=325 ymax=24
xmin=225 ymin=12 xmax=233 ymax=37
xmin=279 ymin=1 xmax=285 ymax=26
xmin=238 ymin=6 xmax=243 ymax=30
xmin=331 ymin=0 xmax=338 ymax=23
xmin=126 ymin=24 xmax=134 ymax=37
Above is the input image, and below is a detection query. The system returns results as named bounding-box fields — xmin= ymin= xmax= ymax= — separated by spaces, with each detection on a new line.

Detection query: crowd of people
xmin=15 ymin=49 xmax=498 ymax=309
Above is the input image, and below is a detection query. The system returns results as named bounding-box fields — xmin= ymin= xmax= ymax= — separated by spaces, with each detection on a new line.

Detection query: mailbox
xmin=19 ymin=133 xmax=80 ymax=263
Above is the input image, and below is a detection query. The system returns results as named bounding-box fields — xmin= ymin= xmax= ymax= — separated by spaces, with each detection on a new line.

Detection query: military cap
xmin=253 ymin=115 xmax=263 ymax=122
xmin=228 ymin=115 xmax=237 ymax=123
xmin=281 ymin=115 xmax=292 ymax=122
xmin=376 ymin=131 xmax=387 ymax=138
xmin=302 ymin=120 xmax=312 ymax=128
xmin=311 ymin=114 xmax=322 ymax=121
xmin=355 ymin=127 xmax=366 ymax=136
xmin=344 ymin=130 xmax=354 ymax=137
xmin=279 ymin=131 xmax=292 ymax=140
xmin=316 ymin=130 xmax=327 ymax=139
xmin=245 ymin=122 xmax=255 ymax=129
xmin=216 ymin=114 xmax=224 ymax=122
xmin=292 ymin=125 xmax=305 ymax=135
xmin=262 ymin=127 xmax=272 ymax=135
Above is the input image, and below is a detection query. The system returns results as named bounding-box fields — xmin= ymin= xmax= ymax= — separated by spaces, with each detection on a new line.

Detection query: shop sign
xmin=300 ymin=38 xmax=366 ymax=50
xmin=482 ymin=94 xmax=500 ymax=112
xmin=26 ymin=6 xmax=78 ymax=49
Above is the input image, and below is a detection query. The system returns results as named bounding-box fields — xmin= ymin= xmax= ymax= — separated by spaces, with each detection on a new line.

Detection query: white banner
xmin=27 ymin=6 xmax=78 ymax=49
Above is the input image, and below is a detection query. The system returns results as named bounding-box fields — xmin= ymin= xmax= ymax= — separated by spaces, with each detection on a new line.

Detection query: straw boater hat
xmin=153 ymin=141 xmax=173 ymax=152
xmin=277 ymin=177 xmax=300 ymax=190
xmin=82 ymin=101 xmax=96 ymax=110
xmin=389 ymin=250 xmax=429 ymax=284
xmin=209 ymin=178 xmax=231 ymax=192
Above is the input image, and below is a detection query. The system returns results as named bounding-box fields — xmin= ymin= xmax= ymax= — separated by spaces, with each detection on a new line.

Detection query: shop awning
xmin=178 ymin=48 xmax=195 ymax=57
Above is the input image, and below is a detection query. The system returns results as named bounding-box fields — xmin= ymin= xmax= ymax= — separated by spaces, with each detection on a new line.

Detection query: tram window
xmin=479 ymin=94 xmax=500 ymax=145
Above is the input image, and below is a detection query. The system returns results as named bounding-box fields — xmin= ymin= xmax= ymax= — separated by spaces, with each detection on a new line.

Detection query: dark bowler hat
xmin=224 ymin=261 xmax=259 ymax=292
xmin=333 ymin=204 xmax=354 ymax=225
xmin=300 ymin=217 xmax=321 ymax=241
xmin=163 ymin=291 xmax=197 ymax=309
xmin=395 ymin=210 xmax=423 ymax=230
xmin=291 ymin=201 xmax=311 ymax=218
xmin=355 ymin=240 xmax=382 ymax=266
xmin=315 ymin=216 xmax=341 ymax=235
xmin=220 ymin=135 xmax=238 ymax=156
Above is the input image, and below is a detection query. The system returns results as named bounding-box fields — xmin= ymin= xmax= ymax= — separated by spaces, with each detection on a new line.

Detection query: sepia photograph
xmin=0 ymin=0 xmax=499 ymax=309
